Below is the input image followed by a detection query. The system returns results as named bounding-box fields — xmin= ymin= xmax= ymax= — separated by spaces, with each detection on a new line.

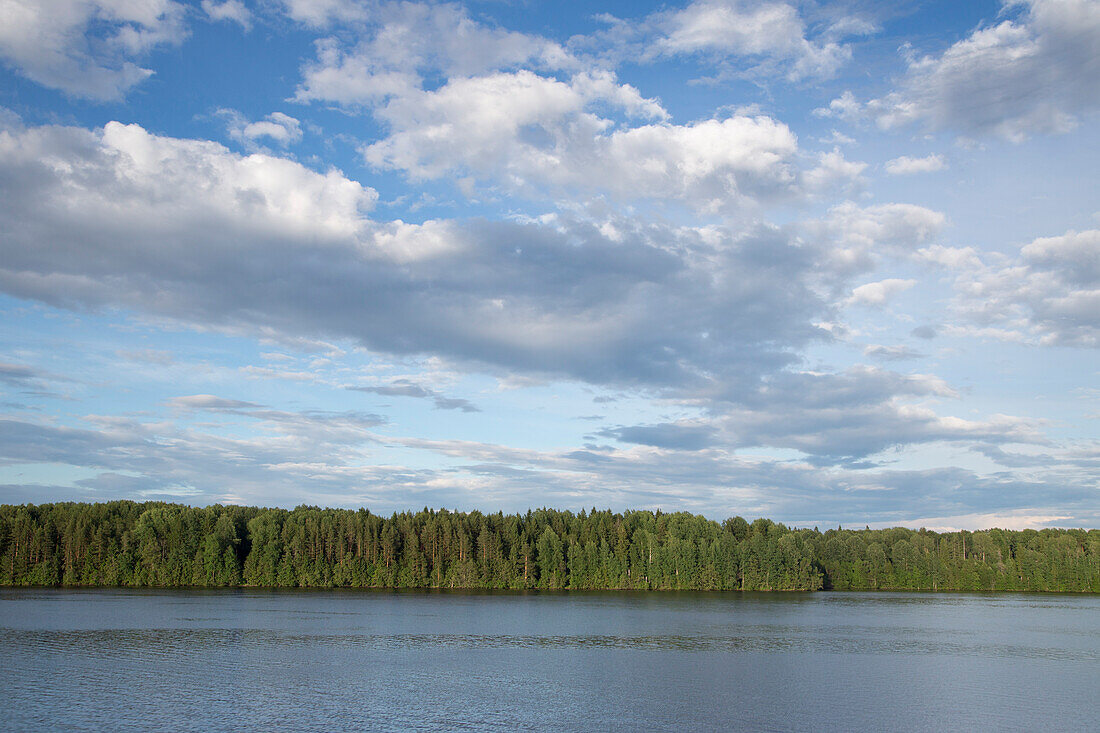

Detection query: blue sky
xmin=0 ymin=0 xmax=1097 ymax=529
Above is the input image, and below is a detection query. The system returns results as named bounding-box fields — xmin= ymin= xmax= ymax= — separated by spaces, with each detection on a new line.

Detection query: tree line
xmin=1 ymin=501 xmax=1098 ymax=592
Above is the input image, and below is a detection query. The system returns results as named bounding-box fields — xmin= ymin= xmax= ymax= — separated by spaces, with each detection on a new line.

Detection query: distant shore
xmin=3 ymin=501 xmax=1097 ymax=593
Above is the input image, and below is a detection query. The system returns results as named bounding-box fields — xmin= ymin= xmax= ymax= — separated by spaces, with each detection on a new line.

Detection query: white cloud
xmin=916 ymin=244 xmax=982 ymax=269
xmin=826 ymin=202 xmax=946 ymax=252
xmin=803 ymin=147 xmax=867 ymax=193
xmin=0 ymin=121 xmax=375 ymax=244
xmin=290 ymin=2 xmax=866 ymax=212
xmin=818 ymin=129 xmax=856 ymax=146
xmin=953 ymin=229 xmax=1100 ymax=346
xmin=813 ymin=90 xmax=861 ymax=120
xmin=282 ymin=0 xmax=370 ymax=28
xmin=220 ymin=110 xmax=303 ymax=148
xmin=885 ymin=154 xmax=946 ymax=175
xmin=847 ymin=278 xmax=917 ymax=307
xmin=0 ymin=120 xmax=826 ymax=394
xmin=202 ymin=0 xmax=251 ymax=30
xmin=293 ymin=1 xmax=573 ymax=105
xmin=659 ymin=1 xmax=810 ymax=56
xmin=595 ymin=0 xmax=857 ymax=81
xmin=0 ymin=119 xmax=1063 ymax=475
xmin=296 ymin=38 xmax=421 ymax=105
xmin=0 ymin=0 xmax=186 ymax=100
xmin=816 ymin=202 xmax=947 ymax=277
xmin=866 ymin=0 xmax=1100 ymax=140
xmin=363 ymin=70 xmax=804 ymax=212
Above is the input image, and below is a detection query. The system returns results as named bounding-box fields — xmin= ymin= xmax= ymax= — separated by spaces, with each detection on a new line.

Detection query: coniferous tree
xmin=1 ymin=501 xmax=1097 ymax=592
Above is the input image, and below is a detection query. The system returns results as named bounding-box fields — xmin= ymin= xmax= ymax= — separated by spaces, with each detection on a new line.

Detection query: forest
xmin=1 ymin=501 xmax=1098 ymax=592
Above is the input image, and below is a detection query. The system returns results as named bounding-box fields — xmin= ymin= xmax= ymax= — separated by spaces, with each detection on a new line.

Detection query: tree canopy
xmin=2 ymin=502 xmax=1097 ymax=592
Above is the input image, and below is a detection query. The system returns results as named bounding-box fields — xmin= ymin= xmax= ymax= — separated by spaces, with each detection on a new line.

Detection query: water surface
xmin=1 ymin=590 xmax=1096 ymax=731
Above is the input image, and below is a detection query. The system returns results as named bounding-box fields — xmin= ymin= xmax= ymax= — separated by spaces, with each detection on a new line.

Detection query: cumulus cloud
xmin=885 ymin=154 xmax=946 ymax=175
xmin=290 ymin=2 xmax=860 ymax=212
xmin=0 ymin=120 xmax=828 ymax=396
xmin=0 ymin=119 xmax=1050 ymax=471
xmin=802 ymin=147 xmax=867 ymax=194
xmin=0 ymin=0 xmax=187 ymax=100
xmin=360 ymin=69 xmax=666 ymax=175
xmin=813 ymin=90 xmax=861 ymax=120
xmin=202 ymin=0 xmax=251 ymax=30
xmin=0 ymin=0 xmax=1093 ymax=529
xmin=219 ymin=109 xmax=303 ymax=148
xmin=590 ymin=0 xmax=858 ymax=81
xmin=293 ymin=1 xmax=573 ymax=104
xmin=813 ymin=202 xmax=947 ymax=278
xmin=282 ymin=0 xmax=383 ymax=29
xmin=864 ymin=0 xmax=1100 ymax=139
xmin=357 ymin=69 xmax=869 ymax=213
xmin=364 ymin=72 xmax=803 ymax=211
xmin=825 ymin=202 xmax=946 ymax=251
xmin=916 ymin=244 xmax=983 ymax=270
xmin=0 ymin=120 xmax=376 ymax=246
xmin=952 ymin=229 xmax=1100 ymax=346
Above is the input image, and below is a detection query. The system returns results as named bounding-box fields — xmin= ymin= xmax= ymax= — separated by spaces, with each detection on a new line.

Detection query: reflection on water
xmin=1 ymin=590 xmax=1097 ymax=732
xmin=4 ymin=627 xmax=1097 ymax=662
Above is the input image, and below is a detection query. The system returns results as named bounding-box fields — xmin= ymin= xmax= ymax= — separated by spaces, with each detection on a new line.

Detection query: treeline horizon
xmin=2 ymin=501 xmax=1098 ymax=593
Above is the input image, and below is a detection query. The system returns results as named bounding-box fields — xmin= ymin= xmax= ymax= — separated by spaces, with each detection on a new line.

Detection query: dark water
xmin=1 ymin=590 xmax=1097 ymax=731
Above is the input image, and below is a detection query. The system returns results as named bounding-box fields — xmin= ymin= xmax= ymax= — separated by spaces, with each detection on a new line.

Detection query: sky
xmin=0 ymin=0 xmax=1097 ymax=530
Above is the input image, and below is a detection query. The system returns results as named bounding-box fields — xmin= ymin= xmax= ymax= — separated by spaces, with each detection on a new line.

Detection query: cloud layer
xmin=0 ymin=120 xmax=825 ymax=392
xmin=0 ymin=0 xmax=1095 ymax=528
